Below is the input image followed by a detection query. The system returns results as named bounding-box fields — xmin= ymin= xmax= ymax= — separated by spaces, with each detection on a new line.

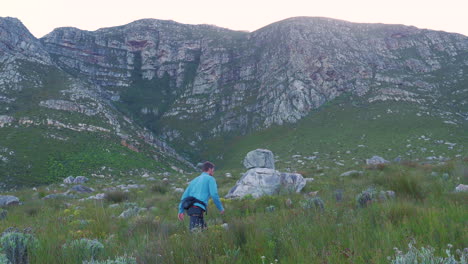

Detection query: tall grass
xmin=0 ymin=163 xmax=466 ymax=263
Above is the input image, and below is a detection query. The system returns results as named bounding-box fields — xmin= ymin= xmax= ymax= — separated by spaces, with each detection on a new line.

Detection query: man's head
xmin=202 ymin=161 xmax=215 ymax=176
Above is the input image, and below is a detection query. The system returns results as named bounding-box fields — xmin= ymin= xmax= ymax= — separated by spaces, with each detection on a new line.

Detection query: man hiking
xmin=178 ymin=161 xmax=225 ymax=230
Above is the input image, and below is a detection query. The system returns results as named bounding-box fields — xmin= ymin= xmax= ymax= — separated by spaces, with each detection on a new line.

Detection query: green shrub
xmin=389 ymin=241 xmax=467 ymax=264
xmin=0 ymin=230 xmax=38 ymax=264
xmin=82 ymin=255 xmax=137 ymax=264
xmin=150 ymin=184 xmax=168 ymax=194
xmin=24 ymin=208 xmax=38 ymax=217
xmin=0 ymin=254 xmax=9 ymax=264
xmin=300 ymin=197 xmax=325 ymax=211
xmin=104 ymin=191 xmax=129 ymax=203
xmin=62 ymin=239 xmax=104 ymax=261
xmin=0 ymin=210 xmax=7 ymax=220
xmin=356 ymin=188 xmax=377 ymax=208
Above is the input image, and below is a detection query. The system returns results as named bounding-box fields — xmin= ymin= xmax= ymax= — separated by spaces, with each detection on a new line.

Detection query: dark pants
xmin=187 ymin=206 xmax=206 ymax=230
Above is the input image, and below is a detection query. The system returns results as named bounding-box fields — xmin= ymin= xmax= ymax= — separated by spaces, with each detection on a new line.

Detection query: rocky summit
xmin=0 ymin=16 xmax=467 ymax=186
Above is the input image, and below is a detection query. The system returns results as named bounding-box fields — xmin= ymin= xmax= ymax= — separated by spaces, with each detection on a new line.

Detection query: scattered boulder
xmin=43 ymin=193 xmax=78 ymax=200
xmin=0 ymin=195 xmax=20 ymax=207
xmin=366 ymin=156 xmax=389 ymax=165
xmin=340 ymin=170 xmax=363 ymax=177
xmin=196 ymin=163 xmax=204 ymax=170
xmin=304 ymin=178 xmax=314 ymax=183
xmin=279 ymin=172 xmax=306 ymax=193
xmin=64 ymin=176 xmax=75 ymax=184
xmin=74 ymin=176 xmax=88 ymax=184
xmin=174 ymin=188 xmax=184 ymax=193
xmin=69 ymin=185 xmax=95 ymax=193
xmin=225 ymin=173 xmax=232 ymax=178
xmin=83 ymin=193 xmax=105 ymax=200
xmin=455 ymin=184 xmax=468 ymax=192
xmin=117 ymin=184 xmax=145 ymax=191
xmin=243 ymin=149 xmax=275 ymax=170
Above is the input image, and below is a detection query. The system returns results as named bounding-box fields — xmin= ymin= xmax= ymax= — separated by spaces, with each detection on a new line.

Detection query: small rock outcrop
xmin=0 ymin=195 xmax=20 ymax=207
xmin=340 ymin=170 xmax=363 ymax=177
xmin=455 ymin=184 xmax=468 ymax=192
xmin=243 ymin=149 xmax=275 ymax=170
xmin=69 ymin=185 xmax=95 ymax=193
xmin=226 ymin=150 xmax=306 ymax=198
xmin=366 ymin=156 xmax=389 ymax=165
xmin=63 ymin=176 xmax=89 ymax=184
xmin=74 ymin=176 xmax=88 ymax=184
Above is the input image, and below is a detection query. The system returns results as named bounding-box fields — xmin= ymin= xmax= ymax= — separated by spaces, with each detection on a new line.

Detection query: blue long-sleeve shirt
xmin=178 ymin=172 xmax=224 ymax=214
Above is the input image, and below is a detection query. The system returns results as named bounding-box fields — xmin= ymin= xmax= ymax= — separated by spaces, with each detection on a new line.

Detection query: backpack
xmin=181 ymin=196 xmax=207 ymax=210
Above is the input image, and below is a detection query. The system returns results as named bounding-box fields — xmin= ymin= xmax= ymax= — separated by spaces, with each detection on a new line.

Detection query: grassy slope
xmin=0 ymin=61 xmax=180 ymax=187
xmin=201 ymin=94 xmax=467 ymax=173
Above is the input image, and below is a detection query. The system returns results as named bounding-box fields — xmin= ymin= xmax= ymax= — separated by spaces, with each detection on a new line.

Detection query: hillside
xmin=0 ymin=16 xmax=467 ymax=187
xmin=0 ymin=18 xmax=192 ymax=188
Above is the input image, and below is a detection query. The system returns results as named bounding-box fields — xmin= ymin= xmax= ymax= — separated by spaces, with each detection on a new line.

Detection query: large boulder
xmin=0 ymin=195 xmax=20 ymax=206
xmin=225 ymin=168 xmax=306 ymax=198
xmin=226 ymin=168 xmax=280 ymax=198
xmin=243 ymin=149 xmax=275 ymax=169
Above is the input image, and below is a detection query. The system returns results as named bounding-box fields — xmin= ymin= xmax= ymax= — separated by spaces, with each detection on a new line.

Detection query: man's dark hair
xmin=202 ymin=161 xmax=215 ymax=172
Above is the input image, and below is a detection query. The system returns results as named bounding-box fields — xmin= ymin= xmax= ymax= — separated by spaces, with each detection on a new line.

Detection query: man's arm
xmin=209 ymin=177 xmax=224 ymax=213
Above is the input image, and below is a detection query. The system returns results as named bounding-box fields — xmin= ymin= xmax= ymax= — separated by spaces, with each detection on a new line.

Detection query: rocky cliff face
xmin=38 ymin=17 xmax=468 ymax=151
xmin=1 ymin=16 xmax=467 ymax=169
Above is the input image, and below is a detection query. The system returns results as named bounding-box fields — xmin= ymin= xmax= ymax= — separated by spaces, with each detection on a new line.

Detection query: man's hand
xmin=178 ymin=213 xmax=184 ymax=221
xmin=220 ymin=210 xmax=225 ymax=215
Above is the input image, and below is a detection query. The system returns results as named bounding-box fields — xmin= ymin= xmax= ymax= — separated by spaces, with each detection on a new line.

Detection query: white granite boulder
xmin=225 ymin=168 xmax=280 ymax=198
xmin=225 ymin=168 xmax=306 ymax=198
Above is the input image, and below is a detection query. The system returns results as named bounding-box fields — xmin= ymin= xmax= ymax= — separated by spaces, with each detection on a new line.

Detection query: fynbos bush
xmin=62 ymin=238 xmax=104 ymax=261
xmin=356 ymin=187 xmax=377 ymax=208
xmin=389 ymin=241 xmax=468 ymax=264
xmin=0 ymin=210 xmax=7 ymax=220
xmin=83 ymin=255 xmax=137 ymax=264
xmin=0 ymin=254 xmax=9 ymax=264
xmin=300 ymin=197 xmax=325 ymax=211
xmin=150 ymin=183 xmax=168 ymax=194
xmin=104 ymin=191 xmax=129 ymax=203
xmin=0 ymin=229 xmax=38 ymax=264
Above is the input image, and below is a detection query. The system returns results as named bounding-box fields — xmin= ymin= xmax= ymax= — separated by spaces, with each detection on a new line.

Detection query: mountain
xmin=0 ymin=16 xmax=467 ymax=186
xmin=0 ymin=17 xmax=193 ymax=189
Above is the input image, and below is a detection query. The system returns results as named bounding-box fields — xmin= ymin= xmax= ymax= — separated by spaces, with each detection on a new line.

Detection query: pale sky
xmin=1 ymin=0 xmax=467 ymax=38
